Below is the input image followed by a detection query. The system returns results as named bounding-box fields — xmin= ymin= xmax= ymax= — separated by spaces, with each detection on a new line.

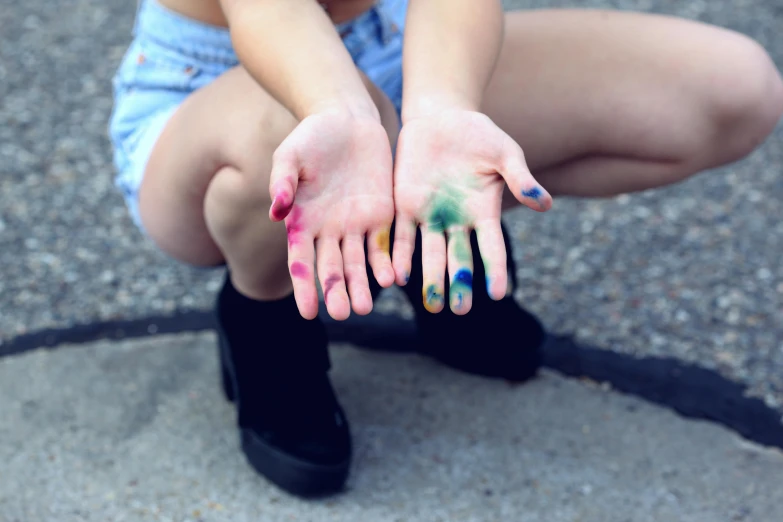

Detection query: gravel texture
xmin=1 ymin=0 xmax=782 ymax=409
xmin=2 ymin=332 xmax=783 ymax=521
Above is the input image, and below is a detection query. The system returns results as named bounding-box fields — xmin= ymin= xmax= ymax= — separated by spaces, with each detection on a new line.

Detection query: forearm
xmin=222 ymin=0 xmax=379 ymax=121
xmin=401 ymin=0 xmax=504 ymax=123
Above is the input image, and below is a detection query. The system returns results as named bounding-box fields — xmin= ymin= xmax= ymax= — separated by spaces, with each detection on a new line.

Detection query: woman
xmin=109 ymin=0 xmax=783 ymax=497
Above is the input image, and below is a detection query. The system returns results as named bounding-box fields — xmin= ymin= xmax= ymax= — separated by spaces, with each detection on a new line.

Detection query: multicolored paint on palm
xmin=425 ymin=186 xmax=470 ymax=234
xmin=422 ymin=186 xmax=473 ymax=313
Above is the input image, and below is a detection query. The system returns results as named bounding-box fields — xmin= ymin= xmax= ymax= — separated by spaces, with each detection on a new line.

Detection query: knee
xmin=705 ymin=35 xmax=783 ymax=164
xmin=206 ymin=104 xmax=295 ymax=239
xmin=204 ymin=166 xmax=271 ymax=238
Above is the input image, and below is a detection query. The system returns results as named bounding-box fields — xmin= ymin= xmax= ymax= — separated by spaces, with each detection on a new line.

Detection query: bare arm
xmin=220 ymin=0 xmax=379 ymax=121
xmin=401 ymin=0 xmax=505 ymax=122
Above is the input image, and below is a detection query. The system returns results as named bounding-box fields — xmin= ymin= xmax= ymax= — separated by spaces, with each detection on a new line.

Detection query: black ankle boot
xmin=399 ymin=222 xmax=545 ymax=382
xmin=215 ymin=275 xmax=351 ymax=497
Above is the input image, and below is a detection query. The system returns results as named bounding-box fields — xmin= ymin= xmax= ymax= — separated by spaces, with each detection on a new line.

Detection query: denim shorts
xmin=108 ymin=0 xmax=408 ymax=230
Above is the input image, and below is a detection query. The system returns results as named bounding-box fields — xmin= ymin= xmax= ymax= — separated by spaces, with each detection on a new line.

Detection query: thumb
xmin=499 ymin=137 xmax=552 ymax=213
xmin=268 ymin=145 xmax=301 ymax=222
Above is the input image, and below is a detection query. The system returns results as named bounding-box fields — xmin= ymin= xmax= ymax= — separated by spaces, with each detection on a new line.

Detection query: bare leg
xmin=137 ymin=67 xmax=399 ymax=301
xmin=133 ymin=64 xmax=400 ymax=497
xmin=480 ymin=9 xmax=783 ymax=205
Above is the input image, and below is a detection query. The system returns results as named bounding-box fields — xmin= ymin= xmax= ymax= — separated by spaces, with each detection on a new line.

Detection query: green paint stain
xmin=450 ymin=234 xmax=472 ymax=264
xmin=426 ymin=187 xmax=470 ymax=234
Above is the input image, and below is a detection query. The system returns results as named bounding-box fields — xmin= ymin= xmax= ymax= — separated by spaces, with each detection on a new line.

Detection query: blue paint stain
xmin=456 ymin=292 xmax=463 ymax=308
xmin=521 ymin=186 xmax=543 ymax=200
xmin=404 ymin=272 xmax=410 ymax=284
xmin=486 ymin=276 xmax=492 ymax=295
xmin=426 ymin=284 xmax=442 ymax=302
xmin=453 ymin=269 xmax=473 ymax=288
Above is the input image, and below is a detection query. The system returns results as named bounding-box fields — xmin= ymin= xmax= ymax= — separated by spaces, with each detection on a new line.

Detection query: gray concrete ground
xmin=2 ymin=333 xmax=783 ymax=522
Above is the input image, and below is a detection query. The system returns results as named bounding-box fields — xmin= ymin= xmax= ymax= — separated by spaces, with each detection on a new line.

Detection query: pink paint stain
xmin=285 ymin=206 xmax=304 ymax=247
xmin=290 ymin=261 xmax=309 ymax=279
xmin=271 ymin=192 xmax=293 ymax=221
xmin=322 ymin=275 xmax=342 ymax=304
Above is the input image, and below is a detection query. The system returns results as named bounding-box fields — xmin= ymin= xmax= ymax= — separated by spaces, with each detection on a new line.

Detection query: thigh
xmin=484 ymin=9 xmax=780 ymax=181
xmin=138 ymin=66 xmax=400 ymax=266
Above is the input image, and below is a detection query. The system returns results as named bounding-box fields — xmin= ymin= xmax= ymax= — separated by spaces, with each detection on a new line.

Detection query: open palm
xmin=392 ymin=110 xmax=552 ymax=314
xmin=269 ymin=110 xmax=395 ymax=320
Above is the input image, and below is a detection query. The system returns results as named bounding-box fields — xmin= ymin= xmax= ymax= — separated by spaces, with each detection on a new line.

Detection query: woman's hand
xmin=269 ymin=109 xmax=395 ymax=321
xmin=392 ymin=109 xmax=552 ymax=314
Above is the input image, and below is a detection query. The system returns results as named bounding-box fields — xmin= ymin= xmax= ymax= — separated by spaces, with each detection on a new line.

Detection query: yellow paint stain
xmin=422 ymin=284 xmax=443 ymax=313
xmin=376 ymin=228 xmax=390 ymax=255
xmin=423 ymin=299 xmax=440 ymax=314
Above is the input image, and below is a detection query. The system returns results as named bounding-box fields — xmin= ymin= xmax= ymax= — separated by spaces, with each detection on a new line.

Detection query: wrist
xmin=401 ymin=93 xmax=480 ymax=124
xmin=300 ymin=96 xmax=381 ymax=123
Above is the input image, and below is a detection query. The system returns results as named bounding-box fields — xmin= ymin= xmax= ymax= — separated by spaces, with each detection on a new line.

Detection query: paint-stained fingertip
xmin=485 ymin=275 xmax=507 ymax=301
xmin=521 ymin=185 xmax=553 ymax=212
xmin=422 ymin=284 xmax=445 ymax=314
xmin=269 ymin=193 xmax=294 ymax=222
xmin=450 ymin=291 xmax=472 ymax=315
xmin=395 ymin=269 xmax=411 ymax=287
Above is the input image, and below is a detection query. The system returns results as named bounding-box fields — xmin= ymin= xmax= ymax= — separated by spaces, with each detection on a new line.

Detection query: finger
xmin=446 ymin=226 xmax=474 ymax=315
xmin=391 ymin=216 xmax=416 ymax=286
xmin=474 ymin=219 xmax=508 ymax=301
xmin=420 ymin=224 xmax=447 ymax=314
xmin=287 ymin=232 xmax=319 ymax=320
xmin=268 ymin=147 xmax=300 ymax=222
xmin=341 ymin=233 xmax=373 ymax=316
xmin=500 ymin=138 xmax=553 ymax=213
xmin=367 ymin=226 xmax=395 ymax=289
xmin=315 ymin=237 xmax=351 ymax=321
